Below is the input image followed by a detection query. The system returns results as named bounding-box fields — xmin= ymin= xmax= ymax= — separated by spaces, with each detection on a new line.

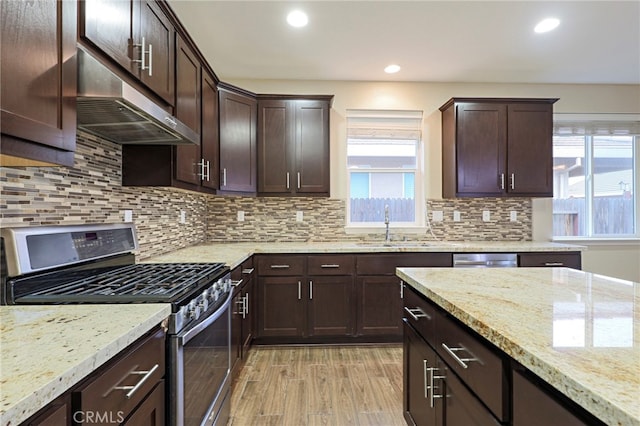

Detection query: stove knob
xmin=199 ymin=298 xmax=209 ymax=312
xmin=188 ymin=301 xmax=200 ymax=320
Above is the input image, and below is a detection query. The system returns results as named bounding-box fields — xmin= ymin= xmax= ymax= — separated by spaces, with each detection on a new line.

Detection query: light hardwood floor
xmin=229 ymin=345 xmax=405 ymax=426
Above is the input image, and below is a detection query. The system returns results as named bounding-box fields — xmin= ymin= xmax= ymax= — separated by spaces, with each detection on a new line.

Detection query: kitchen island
xmin=0 ymin=304 xmax=171 ymax=426
xmin=397 ymin=267 xmax=639 ymax=426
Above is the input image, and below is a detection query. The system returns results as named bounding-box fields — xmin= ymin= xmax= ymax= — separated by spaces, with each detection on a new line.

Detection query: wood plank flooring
xmin=229 ymin=345 xmax=405 ymax=426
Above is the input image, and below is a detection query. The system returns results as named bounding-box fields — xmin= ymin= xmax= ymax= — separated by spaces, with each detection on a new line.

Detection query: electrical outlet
xmin=237 ymin=211 xmax=245 ymax=222
xmin=432 ymin=210 xmax=443 ymax=222
xmin=180 ymin=210 xmax=186 ymax=224
xmin=123 ymin=210 xmax=133 ymax=223
xmin=296 ymin=211 xmax=304 ymax=222
xmin=453 ymin=211 xmax=461 ymax=222
xmin=482 ymin=210 xmax=491 ymax=222
xmin=510 ymin=211 xmax=518 ymax=222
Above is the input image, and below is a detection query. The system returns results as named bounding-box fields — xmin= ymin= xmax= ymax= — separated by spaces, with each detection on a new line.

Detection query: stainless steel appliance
xmin=1 ymin=223 xmax=232 ymax=426
xmin=452 ymin=253 xmax=518 ymax=268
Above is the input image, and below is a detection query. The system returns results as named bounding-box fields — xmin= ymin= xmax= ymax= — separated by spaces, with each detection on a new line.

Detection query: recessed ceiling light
xmin=287 ymin=10 xmax=308 ymax=27
xmin=384 ymin=64 xmax=401 ymax=74
xmin=534 ymin=18 xmax=560 ymax=33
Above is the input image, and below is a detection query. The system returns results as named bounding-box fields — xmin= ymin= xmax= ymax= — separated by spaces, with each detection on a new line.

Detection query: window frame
xmin=552 ymin=130 xmax=640 ymax=242
xmin=345 ymin=110 xmax=425 ymax=230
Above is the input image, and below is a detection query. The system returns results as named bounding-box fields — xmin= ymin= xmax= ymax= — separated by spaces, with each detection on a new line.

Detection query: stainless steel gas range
xmin=1 ymin=223 xmax=232 ymax=426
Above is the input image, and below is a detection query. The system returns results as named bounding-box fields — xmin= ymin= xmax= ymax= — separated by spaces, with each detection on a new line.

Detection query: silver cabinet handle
xmin=320 ymin=264 xmax=340 ymax=268
xmin=400 ymin=281 xmax=404 ymax=299
xmin=423 ymin=360 xmax=429 ymax=399
xmin=404 ymin=306 xmax=431 ymax=321
xmin=270 ymin=264 xmax=290 ymax=269
xmin=286 ymin=172 xmax=290 ymax=189
xmin=222 ymin=168 xmax=227 ymax=187
xmin=544 ymin=262 xmax=564 ymax=266
xmin=298 ymin=281 xmax=301 ymax=300
xmin=242 ymin=268 xmax=255 ymax=274
xmin=297 ymin=172 xmax=301 ymax=189
xmin=441 ymin=343 xmax=478 ymax=369
xmin=204 ymin=160 xmax=210 ymax=181
xmin=197 ymin=159 xmax=210 ymax=181
xmin=113 ymin=364 xmax=159 ymax=399
xmin=243 ymin=293 xmax=249 ymax=316
xmin=309 ymin=280 xmax=313 ymax=300
xmin=500 ymin=173 xmax=505 ymax=190
xmin=510 ymin=173 xmax=515 ymax=190
xmin=147 ymin=43 xmax=152 ymax=76
xmin=231 ymin=279 xmax=243 ymax=287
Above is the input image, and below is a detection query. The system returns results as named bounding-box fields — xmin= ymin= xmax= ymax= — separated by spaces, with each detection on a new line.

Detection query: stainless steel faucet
xmin=384 ymin=204 xmax=390 ymax=242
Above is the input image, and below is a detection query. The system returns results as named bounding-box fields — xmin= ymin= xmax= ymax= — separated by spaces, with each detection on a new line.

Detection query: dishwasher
xmin=453 ymin=253 xmax=518 ymax=268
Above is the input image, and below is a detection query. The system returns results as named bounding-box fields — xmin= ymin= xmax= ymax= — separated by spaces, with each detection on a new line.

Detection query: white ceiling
xmin=167 ymin=1 xmax=640 ymax=85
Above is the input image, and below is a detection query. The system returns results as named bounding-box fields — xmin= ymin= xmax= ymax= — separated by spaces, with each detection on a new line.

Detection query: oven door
xmin=170 ymin=291 xmax=232 ymax=426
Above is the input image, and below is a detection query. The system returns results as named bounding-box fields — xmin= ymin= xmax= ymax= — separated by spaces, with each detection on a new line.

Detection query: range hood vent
xmin=76 ymin=48 xmax=199 ymax=146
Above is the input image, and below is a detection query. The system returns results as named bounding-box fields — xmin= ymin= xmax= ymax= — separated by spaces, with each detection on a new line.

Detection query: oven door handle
xmin=179 ymin=291 xmax=233 ymax=345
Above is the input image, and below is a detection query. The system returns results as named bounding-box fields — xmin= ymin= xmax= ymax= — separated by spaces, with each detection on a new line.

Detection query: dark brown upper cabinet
xmin=219 ymin=85 xmax=258 ymax=194
xmin=1 ymin=0 xmax=77 ymax=167
xmin=80 ymin=0 xmax=175 ymax=105
xmin=257 ymin=96 xmax=333 ymax=196
xmin=174 ymin=35 xmax=202 ymax=185
xmin=440 ymin=98 xmax=558 ymax=198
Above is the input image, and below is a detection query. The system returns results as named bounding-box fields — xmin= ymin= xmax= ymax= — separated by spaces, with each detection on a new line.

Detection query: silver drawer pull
xmin=544 ymin=262 xmax=564 ymax=266
xmin=428 ymin=367 xmax=446 ymax=407
xmin=113 ymin=364 xmax=159 ymax=399
xmin=231 ymin=279 xmax=243 ymax=287
xmin=441 ymin=343 xmax=479 ymax=369
xmin=242 ymin=268 xmax=255 ymax=274
xmin=320 ymin=264 xmax=340 ymax=268
xmin=270 ymin=264 xmax=290 ymax=269
xmin=404 ymin=306 xmax=431 ymax=321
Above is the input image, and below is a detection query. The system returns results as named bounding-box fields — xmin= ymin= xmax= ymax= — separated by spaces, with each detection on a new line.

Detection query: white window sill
xmin=553 ymin=237 xmax=640 ymax=246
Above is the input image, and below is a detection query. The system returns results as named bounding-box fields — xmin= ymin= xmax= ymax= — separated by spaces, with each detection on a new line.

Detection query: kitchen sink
xmin=355 ymin=241 xmax=439 ymax=247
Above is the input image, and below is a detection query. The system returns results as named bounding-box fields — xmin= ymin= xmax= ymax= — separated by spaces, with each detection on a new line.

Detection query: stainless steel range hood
xmin=76 ymin=48 xmax=199 ymax=145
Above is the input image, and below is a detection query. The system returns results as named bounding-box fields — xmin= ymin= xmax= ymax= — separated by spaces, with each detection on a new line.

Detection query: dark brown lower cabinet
xmin=357 ymin=275 xmax=403 ymax=337
xmin=307 ymin=276 xmax=354 ymax=336
xmin=258 ymin=276 xmax=306 ymax=337
xmin=403 ymin=321 xmax=441 ymax=426
xmin=518 ymin=252 xmax=581 ymax=269
xmin=23 ymin=394 xmax=70 ymax=426
xmin=122 ymin=381 xmax=165 ymax=425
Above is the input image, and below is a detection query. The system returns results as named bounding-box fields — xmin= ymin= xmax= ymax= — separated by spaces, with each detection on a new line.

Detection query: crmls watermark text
xmin=73 ymin=410 xmax=125 ymax=424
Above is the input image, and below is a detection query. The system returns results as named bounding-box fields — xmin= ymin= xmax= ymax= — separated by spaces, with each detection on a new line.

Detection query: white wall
xmin=231 ymin=79 xmax=640 ymax=281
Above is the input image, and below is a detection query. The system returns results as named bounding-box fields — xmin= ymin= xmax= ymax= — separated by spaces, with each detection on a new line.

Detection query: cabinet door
xmin=135 ymin=0 xmax=174 ymax=104
xmin=175 ymin=35 xmax=201 ymax=185
xmin=123 ymin=381 xmax=165 ymax=425
xmin=307 ymin=276 xmax=354 ymax=336
xmin=219 ymin=89 xmax=257 ymax=193
xmin=1 ymin=0 xmax=76 ymax=166
xmin=506 ymin=103 xmax=553 ymax=196
xmin=258 ymin=99 xmax=294 ymax=193
xmin=356 ymin=275 xmax=403 ymax=337
xmin=295 ymin=100 xmax=330 ymax=194
xmin=455 ymin=103 xmax=506 ymax=196
xmin=518 ymin=252 xmax=581 ymax=270
xmin=80 ymin=0 xmax=132 ymax=72
xmin=443 ymin=367 xmax=501 ymax=426
xmin=201 ymin=72 xmax=219 ymax=190
xmin=404 ymin=322 xmax=441 ymax=426
xmin=258 ymin=276 xmax=305 ymax=337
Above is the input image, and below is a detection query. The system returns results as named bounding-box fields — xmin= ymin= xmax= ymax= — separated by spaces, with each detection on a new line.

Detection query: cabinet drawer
xmin=307 ymin=255 xmax=355 ymax=275
xmin=402 ymin=286 xmax=437 ymax=345
xmin=443 ymin=362 xmax=501 ymax=426
xmin=436 ymin=313 xmax=508 ymax=422
xmin=518 ymin=252 xmax=581 ymax=269
xmin=356 ymin=253 xmax=452 ymax=275
xmin=73 ymin=328 xmax=165 ymax=421
xmin=257 ymin=255 xmax=305 ymax=276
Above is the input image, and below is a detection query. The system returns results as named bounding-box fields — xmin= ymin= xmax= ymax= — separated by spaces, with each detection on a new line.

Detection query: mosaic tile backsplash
xmin=1 ymin=133 xmax=532 ymax=260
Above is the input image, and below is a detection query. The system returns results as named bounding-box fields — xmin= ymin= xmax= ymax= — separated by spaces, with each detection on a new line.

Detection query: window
xmin=552 ymin=116 xmax=639 ymax=238
xmin=346 ymin=110 xmax=423 ymax=226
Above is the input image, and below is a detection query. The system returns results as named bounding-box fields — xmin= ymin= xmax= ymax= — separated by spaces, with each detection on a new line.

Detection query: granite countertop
xmin=396 ymin=267 xmax=639 ymax=426
xmin=142 ymin=241 xmax=585 ymax=269
xmin=0 ymin=304 xmax=171 ymax=426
